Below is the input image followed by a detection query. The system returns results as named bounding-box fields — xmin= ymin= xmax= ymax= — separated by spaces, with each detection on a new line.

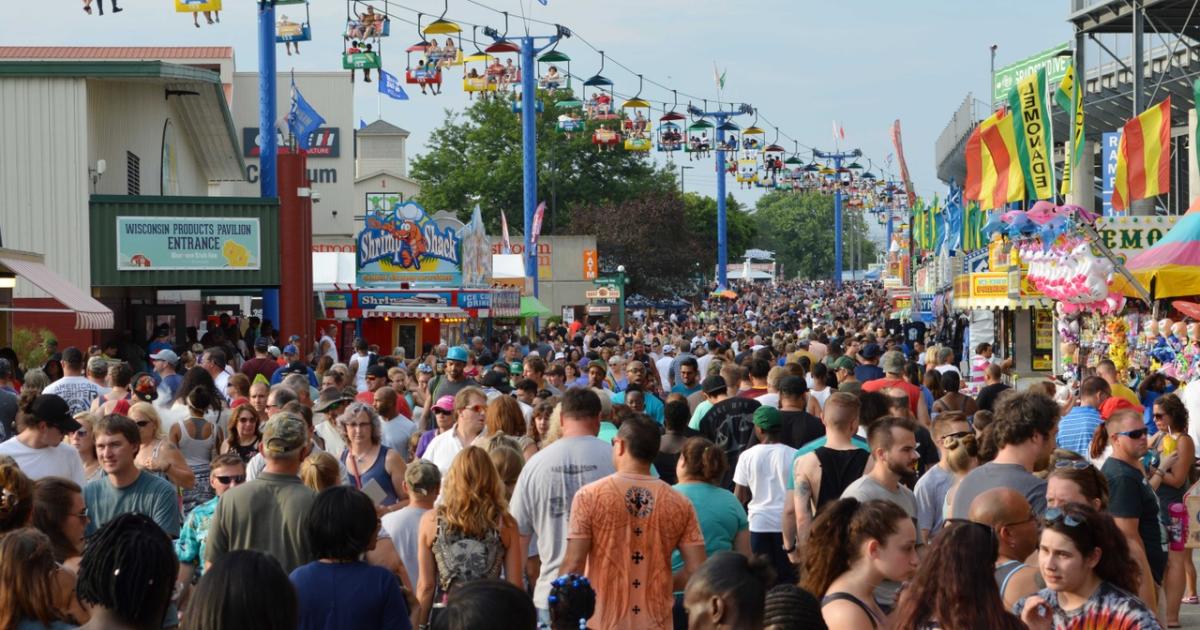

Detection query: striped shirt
xmin=1057 ymin=405 xmax=1103 ymax=456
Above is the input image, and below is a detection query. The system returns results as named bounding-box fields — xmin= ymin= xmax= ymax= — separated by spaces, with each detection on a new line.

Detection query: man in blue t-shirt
xmin=670 ymin=357 xmax=702 ymax=397
xmin=85 ymin=415 xmax=180 ymax=537
xmin=854 ymin=343 xmax=885 ymax=383
xmin=1057 ymin=376 xmax=1110 ymax=456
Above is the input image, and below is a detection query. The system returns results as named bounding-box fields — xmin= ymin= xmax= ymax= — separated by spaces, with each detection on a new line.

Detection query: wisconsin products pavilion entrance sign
xmin=356 ymin=197 xmax=463 ymax=286
xmin=116 ymin=217 xmax=261 ymax=270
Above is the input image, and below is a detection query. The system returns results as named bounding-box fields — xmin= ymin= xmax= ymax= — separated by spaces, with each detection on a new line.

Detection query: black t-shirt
xmin=975 ymin=383 xmax=1011 ymax=412
xmin=777 ymin=410 xmax=826 ymax=450
xmin=698 ymin=397 xmax=762 ymax=488
xmin=1103 ymin=457 xmax=1167 ymax=584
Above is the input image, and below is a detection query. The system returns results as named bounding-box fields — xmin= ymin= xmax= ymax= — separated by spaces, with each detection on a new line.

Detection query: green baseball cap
xmin=752 ymin=406 xmax=782 ymax=431
xmin=833 ymin=356 xmax=857 ymax=372
xmin=510 ymin=361 xmax=524 ymax=374
xmin=262 ymin=413 xmax=307 ymax=456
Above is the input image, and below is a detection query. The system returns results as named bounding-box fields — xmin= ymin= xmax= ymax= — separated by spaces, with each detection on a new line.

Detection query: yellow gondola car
xmin=621 ymin=95 xmax=652 ymax=152
xmin=175 ymin=0 xmax=221 ymax=12
xmin=462 ymin=53 xmax=497 ymax=93
xmin=736 ymin=158 xmax=759 ymax=186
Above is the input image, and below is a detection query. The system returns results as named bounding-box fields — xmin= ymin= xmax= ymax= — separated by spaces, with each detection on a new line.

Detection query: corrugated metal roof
xmin=0 ymin=46 xmax=233 ymax=60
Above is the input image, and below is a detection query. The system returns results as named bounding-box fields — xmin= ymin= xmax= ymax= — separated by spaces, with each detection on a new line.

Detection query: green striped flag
xmin=1008 ymin=67 xmax=1054 ymax=200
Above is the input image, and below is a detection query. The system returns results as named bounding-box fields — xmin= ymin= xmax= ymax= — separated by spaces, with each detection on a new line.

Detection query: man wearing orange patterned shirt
xmin=561 ymin=414 xmax=706 ymax=629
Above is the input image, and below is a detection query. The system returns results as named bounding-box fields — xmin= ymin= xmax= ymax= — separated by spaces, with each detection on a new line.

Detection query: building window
xmin=127 ymin=151 xmax=140 ymax=196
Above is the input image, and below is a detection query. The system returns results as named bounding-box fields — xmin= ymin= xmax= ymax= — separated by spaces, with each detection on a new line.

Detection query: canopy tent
xmin=1112 ymin=203 xmax=1200 ymax=299
xmin=519 ymin=296 xmax=551 ymax=318
xmin=312 ymin=252 xmax=357 ymax=291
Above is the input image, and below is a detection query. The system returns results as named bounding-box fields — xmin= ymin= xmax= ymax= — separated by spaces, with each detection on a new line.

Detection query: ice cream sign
xmin=116 ymin=217 xmax=260 ymax=270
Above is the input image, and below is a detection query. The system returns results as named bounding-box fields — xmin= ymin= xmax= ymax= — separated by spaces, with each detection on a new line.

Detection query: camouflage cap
xmin=261 ymin=412 xmax=307 ymax=456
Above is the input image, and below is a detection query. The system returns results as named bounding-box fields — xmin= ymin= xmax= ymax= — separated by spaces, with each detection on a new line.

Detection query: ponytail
xmin=800 ymin=498 xmax=907 ymax=597
xmin=1089 ymin=423 xmax=1109 ymax=461
xmin=186 ymin=386 xmax=216 ymax=415
xmin=14 ymin=389 xmax=39 ymax=432
xmin=679 ymin=437 xmax=727 ymax=485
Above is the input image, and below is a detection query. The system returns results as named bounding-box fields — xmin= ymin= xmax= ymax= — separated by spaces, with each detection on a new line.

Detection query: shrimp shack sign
xmin=356 ymin=196 xmax=462 ymax=286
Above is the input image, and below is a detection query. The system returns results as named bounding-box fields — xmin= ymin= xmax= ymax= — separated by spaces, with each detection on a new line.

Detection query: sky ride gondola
xmin=582 ymin=51 xmax=617 ymax=122
xmin=422 ymin=1 xmax=463 ymax=68
xmin=716 ymin=119 xmax=740 ymax=153
xmin=685 ymin=118 xmax=713 ymax=159
xmin=345 ymin=0 xmax=390 ymax=41
xmin=621 ymin=75 xmax=652 ymax=152
xmin=556 ymin=99 xmax=584 ymax=136
xmin=275 ymin=0 xmax=311 ymax=45
xmin=657 ymin=91 xmax=685 ymax=153
xmin=538 ymin=49 xmax=571 ymax=93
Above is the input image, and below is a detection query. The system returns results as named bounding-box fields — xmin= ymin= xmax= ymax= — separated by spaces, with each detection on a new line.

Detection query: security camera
xmin=311 ymin=191 xmax=321 ymax=203
xmin=96 ymin=159 xmax=107 ymax=175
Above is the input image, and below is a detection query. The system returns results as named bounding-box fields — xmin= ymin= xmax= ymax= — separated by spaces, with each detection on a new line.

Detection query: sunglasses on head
xmin=1111 ymin=428 xmax=1148 ymax=440
xmin=214 ymin=475 xmax=246 ymax=485
xmin=1043 ymin=507 xmax=1084 ymax=528
xmin=1054 ymin=459 xmax=1090 ymax=470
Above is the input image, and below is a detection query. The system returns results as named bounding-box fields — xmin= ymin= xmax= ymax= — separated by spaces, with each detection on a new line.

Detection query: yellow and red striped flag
xmin=964 ymin=107 xmax=1025 ymax=210
xmin=1112 ymin=97 xmax=1171 ymax=212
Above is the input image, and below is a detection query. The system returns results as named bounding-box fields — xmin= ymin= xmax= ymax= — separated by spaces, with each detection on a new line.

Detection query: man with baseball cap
xmin=733 ymin=406 xmax=798 ymax=584
xmin=831 ymin=355 xmax=861 ymax=396
xmin=854 ymin=342 xmax=885 ymax=383
xmin=355 ymin=364 xmax=391 ymax=405
xmin=270 ymin=357 xmax=318 ymax=388
xmin=381 ymin=460 xmax=441 ymax=587
xmin=0 ymin=393 xmax=85 ymax=484
xmin=861 ymin=350 xmax=929 ymax=425
xmin=206 ymin=412 xmax=317 ymax=573
xmin=312 ymin=387 xmax=352 ymax=458
xmin=414 ymin=395 xmax=457 ymax=460
xmin=429 ymin=346 xmax=471 ymax=401
xmin=43 ymin=347 xmax=105 ymax=414
xmin=149 ymin=348 xmax=183 ymax=402
xmin=241 ymin=336 xmax=279 ymax=384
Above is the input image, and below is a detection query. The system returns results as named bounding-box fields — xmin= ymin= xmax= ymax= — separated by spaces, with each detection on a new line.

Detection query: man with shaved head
xmin=968 ymin=487 xmax=1043 ymax=609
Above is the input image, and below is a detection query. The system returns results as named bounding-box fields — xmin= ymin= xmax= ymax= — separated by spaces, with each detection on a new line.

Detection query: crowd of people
xmin=0 ymin=279 xmax=1196 ymax=628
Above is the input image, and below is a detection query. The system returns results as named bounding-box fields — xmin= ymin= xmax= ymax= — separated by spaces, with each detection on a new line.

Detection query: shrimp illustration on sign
xmin=357 ymin=198 xmax=462 ymax=284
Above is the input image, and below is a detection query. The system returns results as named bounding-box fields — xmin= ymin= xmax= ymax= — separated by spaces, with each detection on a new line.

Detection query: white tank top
xmin=354 ymin=352 xmax=371 ymax=392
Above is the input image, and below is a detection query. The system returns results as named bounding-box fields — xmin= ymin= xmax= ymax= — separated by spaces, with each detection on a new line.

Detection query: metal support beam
xmin=686 ymin=103 xmax=753 ymax=291
xmin=1088 ymin=33 xmax=1135 ymax=74
xmin=1134 ymin=0 xmax=1146 ymax=113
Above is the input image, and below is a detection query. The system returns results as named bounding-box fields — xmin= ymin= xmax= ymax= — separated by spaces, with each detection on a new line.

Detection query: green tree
xmin=410 ymin=92 xmax=675 ymax=234
xmin=682 ymin=192 xmax=757 ymax=275
xmin=753 ymin=191 xmax=878 ymax=280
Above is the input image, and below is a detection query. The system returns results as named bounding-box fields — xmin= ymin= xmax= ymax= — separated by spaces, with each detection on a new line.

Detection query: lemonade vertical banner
xmin=116 ymin=217 xmax=261 ymax=270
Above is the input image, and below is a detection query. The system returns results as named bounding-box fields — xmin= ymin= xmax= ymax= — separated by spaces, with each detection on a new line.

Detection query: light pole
xmin=687 ymin=103 xmax=754 ymax=291
xmin=990 ymin=44 xmax=998 ymax=108
xmin=679 ymin=165 xmax=694 ymax=194
xmin=616 ymin=264 xmax=627 ymax=330
xmin=812 ymin=148 xmax=862 ymax=289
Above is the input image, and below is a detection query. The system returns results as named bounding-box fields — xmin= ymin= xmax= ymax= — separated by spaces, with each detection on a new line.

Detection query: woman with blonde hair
xmin=299 ymin=451 xmax=342 ymax=492
xmin=129 ymin=401 xmax=195 ymax=491
xmin=938 ymin=429 xmax=980 ymax=521
xmin=414 ymin=446 xmax=522 ymax=626
xmin=70 ymin=411 xmax=103 ymax=484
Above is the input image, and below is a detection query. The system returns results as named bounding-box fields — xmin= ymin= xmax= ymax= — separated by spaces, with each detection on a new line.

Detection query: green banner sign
xmin=993 ymin=42 xmax=1070 ymax=105
xmin=116 ymin=217 xmax=261 ymax=271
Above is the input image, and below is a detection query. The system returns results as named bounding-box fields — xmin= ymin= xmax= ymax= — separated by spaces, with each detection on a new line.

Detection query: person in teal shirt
xmin=671 ymin=437 xmax=750 ymax=573
xmin=176 ymin=452 xmax=246 ymax=581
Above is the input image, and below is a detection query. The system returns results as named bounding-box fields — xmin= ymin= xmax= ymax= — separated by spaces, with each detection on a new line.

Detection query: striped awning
xmin=0 ymin=255 xmax=113 ymax=329
xmin=952 ymin=295 xmax=1053 ymax=311
xmin=364 ymin=305 xmax=470 ymax=319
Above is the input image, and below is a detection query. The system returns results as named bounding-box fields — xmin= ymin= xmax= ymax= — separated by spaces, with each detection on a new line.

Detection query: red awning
xmin=0 ymin=255 xmax=114 ymax=329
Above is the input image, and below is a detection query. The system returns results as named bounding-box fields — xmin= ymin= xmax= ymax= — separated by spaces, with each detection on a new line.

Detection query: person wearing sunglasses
xmin=1046 ymin=457 xmax=1109 ymax=511
xmin=421 ymin=387 xmax=489 ymax=475
xmin=1149 ymin=393 xmax=1194 ymax=625
xmin=967 ymin=487 xmax=1044 ymax=609
xmin=1016 ymin=503 xmax=1160 ymax=630
xmin=175 ymin=451 xmax=246 ymax=610
xmin=892 ymin=518 xmax=1027 ymax=630
xmin=1097 ymin=408 xmax=1171 ymax=619
xmin=129 ymin=401 xmax=195 ymax=492
xmin=914 ymin=411 xmax=971 ymax=540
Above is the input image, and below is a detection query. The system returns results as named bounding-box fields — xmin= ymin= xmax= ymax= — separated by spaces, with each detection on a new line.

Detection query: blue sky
xmin=5 ymin=0 xmax=1072 ymax=208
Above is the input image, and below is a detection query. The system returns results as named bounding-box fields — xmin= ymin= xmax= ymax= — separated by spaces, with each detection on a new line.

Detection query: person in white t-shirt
xmin=732 ymin=406 xmax=797 ymax=584
xmin=319 ymin=324 xmax=339 ymax=363
xmin=0 ymin=393 xmax=85 ymax=486
xmin=42 ymin=347 xmax=104 ymax=415
xmin=932 ymin=346 xmax=960 ymax=377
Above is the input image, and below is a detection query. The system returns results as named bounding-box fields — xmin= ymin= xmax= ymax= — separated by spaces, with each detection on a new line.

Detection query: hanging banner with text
xmin=117 ymin=217 xmax=261 ymax=270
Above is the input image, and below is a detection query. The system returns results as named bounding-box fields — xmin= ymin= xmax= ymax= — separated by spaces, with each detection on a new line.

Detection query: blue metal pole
xmin=885 ymin=201 xmax=894 ymax=256
xmin=833 ymin=156 xmax=843 ymax=289
xmin=258 ymin=1 xmax=280 ymax=331
xmin=519 ymin=36 xmax=538 ymax=331
xmin=715 ymin=118 xmax=728 ymax=291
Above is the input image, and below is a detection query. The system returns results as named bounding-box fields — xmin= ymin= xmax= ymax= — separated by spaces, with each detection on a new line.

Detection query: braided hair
xmin=548 ymin=573 xmax=596 ymax=630
xmin=762 ymin=584 xmax=828 ymax=630
xmin=76 ymin=513 xmax=177 ymax=629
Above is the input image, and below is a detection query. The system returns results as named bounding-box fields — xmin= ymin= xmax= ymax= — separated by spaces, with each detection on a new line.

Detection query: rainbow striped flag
xmin=1112 ymin=97 xmax=1171 ymax=212
xmin=965 ymin=108 xmax=1025 ymax=211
